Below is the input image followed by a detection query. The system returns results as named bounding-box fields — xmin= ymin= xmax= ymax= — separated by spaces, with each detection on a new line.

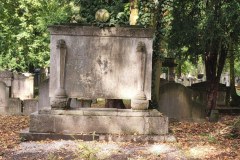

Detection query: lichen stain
xmin=96 ymin=56 xmax=112 ymax=74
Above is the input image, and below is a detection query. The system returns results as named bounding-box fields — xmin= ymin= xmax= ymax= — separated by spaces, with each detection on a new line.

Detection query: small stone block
xmin=50 ymin=97 xmax=68 ymax=109
xmin=131 ymin=99 xmax=149 ymax=110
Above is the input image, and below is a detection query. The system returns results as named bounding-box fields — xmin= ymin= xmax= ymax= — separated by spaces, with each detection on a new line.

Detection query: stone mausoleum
xmin=21 ymin=25 xmax=169 ymax=141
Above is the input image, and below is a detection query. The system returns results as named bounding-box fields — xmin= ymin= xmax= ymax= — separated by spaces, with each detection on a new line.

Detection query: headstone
xmin=158 ymin=83 xmax=205 ymax=121
xmin=0 ymin=81 xmax=9 ymax=114
xmin=12 ymin=73 xmax=34 ymax=100
xmin=0 ymin=70 xmax=12 ymax=98
xmin=8 ymin=98 xmax=22 ymax=115
xmin=0 ymin=70 xmax=13 ymax=87
xmin=190 ymin=82 xmax=229 ymax=106
xmin=209 ymin=109 xmax=219 ymax=122
xmin=23 ymin=99 xmax=38 ymax=115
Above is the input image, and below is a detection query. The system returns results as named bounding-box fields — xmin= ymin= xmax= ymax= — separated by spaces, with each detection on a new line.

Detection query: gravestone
xmin=0 ymin=82 xmax=9 ymax=114
xmin=0 ymin=70 xmax=12 ymax=97
xmin=12 ymin=73 xmax=34 ymax=100
xmin=158 ymin=83 xmax=205 ymax=121
xmin=23 ymin=99 xmax=38 ymax=115
xmin=190 ymin=82 xmax=230 ymax=106
xmin=8 ymin=98 xmax=22 ymax=115
xmin=23 ymin=25 xmax=169 ymax=140
xmin=0 ymin=70 xmax=13 ymax=87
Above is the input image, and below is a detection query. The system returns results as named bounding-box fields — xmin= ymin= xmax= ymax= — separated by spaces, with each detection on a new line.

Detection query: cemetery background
xmin=0 ymin=0 xmax=239 ymax=159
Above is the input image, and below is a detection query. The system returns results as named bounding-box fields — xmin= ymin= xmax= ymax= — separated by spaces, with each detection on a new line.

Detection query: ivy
xmin=75 ymin=0 xmax=130 ymax=27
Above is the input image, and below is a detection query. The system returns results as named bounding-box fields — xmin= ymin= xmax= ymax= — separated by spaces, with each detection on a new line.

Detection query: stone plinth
xmin=28 ymin=109 xmax=168 ymax=135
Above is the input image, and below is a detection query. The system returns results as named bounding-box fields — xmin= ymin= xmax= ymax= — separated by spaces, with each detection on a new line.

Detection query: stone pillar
xmin=50 ymin=39 xmax=68 ymax=109
xmin=131 ymin=42 xmax=149 ymax=110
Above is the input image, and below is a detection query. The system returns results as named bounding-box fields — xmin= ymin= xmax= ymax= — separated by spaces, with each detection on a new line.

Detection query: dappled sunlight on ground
xmin=188 ymin=145 xmax=217 ymax=159
xmin=148 ymin=144 xmax=176 ymax=155
xmin=1 ymin=114 xmax=240 ymax=159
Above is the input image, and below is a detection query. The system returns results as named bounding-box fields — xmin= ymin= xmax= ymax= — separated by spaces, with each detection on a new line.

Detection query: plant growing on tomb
xmin=75 ymin=0 xmax=130 ymax=26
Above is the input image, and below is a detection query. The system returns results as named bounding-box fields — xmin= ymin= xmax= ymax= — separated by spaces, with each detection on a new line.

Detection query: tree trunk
xmin=205 ymin=39 xmax=227 ymax=116
xmin=229 ymin=42 xmax=240 ymax=106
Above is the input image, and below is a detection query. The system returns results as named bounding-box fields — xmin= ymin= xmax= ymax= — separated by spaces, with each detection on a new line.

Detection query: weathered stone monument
xmin=158 ymin=83 xmax=205 ymax=121
xmin=12 ymin=73 xmax=34 ymax=100
xmin=0 ymin=81 xmax=9 ymax=114
xmin=0 ymin=71 xmax=37 ymax=115
xmin=22 ymin=25 xmax=169 ymax=141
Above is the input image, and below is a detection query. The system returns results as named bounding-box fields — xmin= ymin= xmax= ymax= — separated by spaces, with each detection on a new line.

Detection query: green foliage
xmin=75 ymin=0 xmax=130 ymax=26
xmin=169 ymin=0 xmax=240 ymax=64
xmin=75 ymin=141 xmax=98 ymax=160
xmin=0 ymin=0 xmax=73 ymax=72
xmin=137 ymin=0 xmax=156 ymax=27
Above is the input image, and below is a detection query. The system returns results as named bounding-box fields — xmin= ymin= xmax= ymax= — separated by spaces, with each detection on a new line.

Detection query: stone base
xmin=131 ymin=99 xmax=149 ymax=110
xmin=50 ymin=97 xmax=68 ymax=109
xmin=25 ymin=108 xmax=168 ymax=140
xmin=20 ymin=128 xmax=176 ymax=143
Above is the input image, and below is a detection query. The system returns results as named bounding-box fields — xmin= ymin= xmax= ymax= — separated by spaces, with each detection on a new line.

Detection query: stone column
xmin=50 ymin=39 xmax=68 ymax=109
xmin=131 ymin=42 xmax=149 ymax=110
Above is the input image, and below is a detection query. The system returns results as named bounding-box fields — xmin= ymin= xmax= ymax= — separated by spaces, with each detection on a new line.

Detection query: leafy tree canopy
xmin=0 ymin=0 xmax=73 ymax=72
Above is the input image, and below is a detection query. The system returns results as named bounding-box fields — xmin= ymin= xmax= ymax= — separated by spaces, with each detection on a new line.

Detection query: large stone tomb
xmin=23 ymin=25 xmax=168 ymax=140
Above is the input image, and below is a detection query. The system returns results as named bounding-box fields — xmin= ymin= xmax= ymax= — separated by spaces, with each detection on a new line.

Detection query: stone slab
xmin=22 ymin=99 xmax=38 ymax=115
xmin=49 ymin=25 xmax=153 ymax=100
xmin=38 ymin=108 xmax=163 ymax=117
xmin=20 ymin=128 xmax=175 ymax=142
xmin=29 ymin=109 xmax=168 ymax=135
xmin=8 ymin=98 xmax=22 ymax=115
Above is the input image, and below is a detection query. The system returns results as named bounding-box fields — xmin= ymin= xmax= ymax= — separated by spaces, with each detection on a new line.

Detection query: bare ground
xmin=0 ymin=114 xmax=240 ymax=160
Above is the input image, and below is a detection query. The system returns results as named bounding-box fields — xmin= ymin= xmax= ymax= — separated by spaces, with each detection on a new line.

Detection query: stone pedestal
xmin=24 ymin=108 xmax=168 ymax=136
xmin=131 ymin=99 xmax=149 ymax=110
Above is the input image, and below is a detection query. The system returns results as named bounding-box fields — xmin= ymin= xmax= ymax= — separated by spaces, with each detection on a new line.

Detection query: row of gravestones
xmin=0 ymin=70 xmax=38 ymax=115
xmin=158 ymin=79 xmax=230 ymax=121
